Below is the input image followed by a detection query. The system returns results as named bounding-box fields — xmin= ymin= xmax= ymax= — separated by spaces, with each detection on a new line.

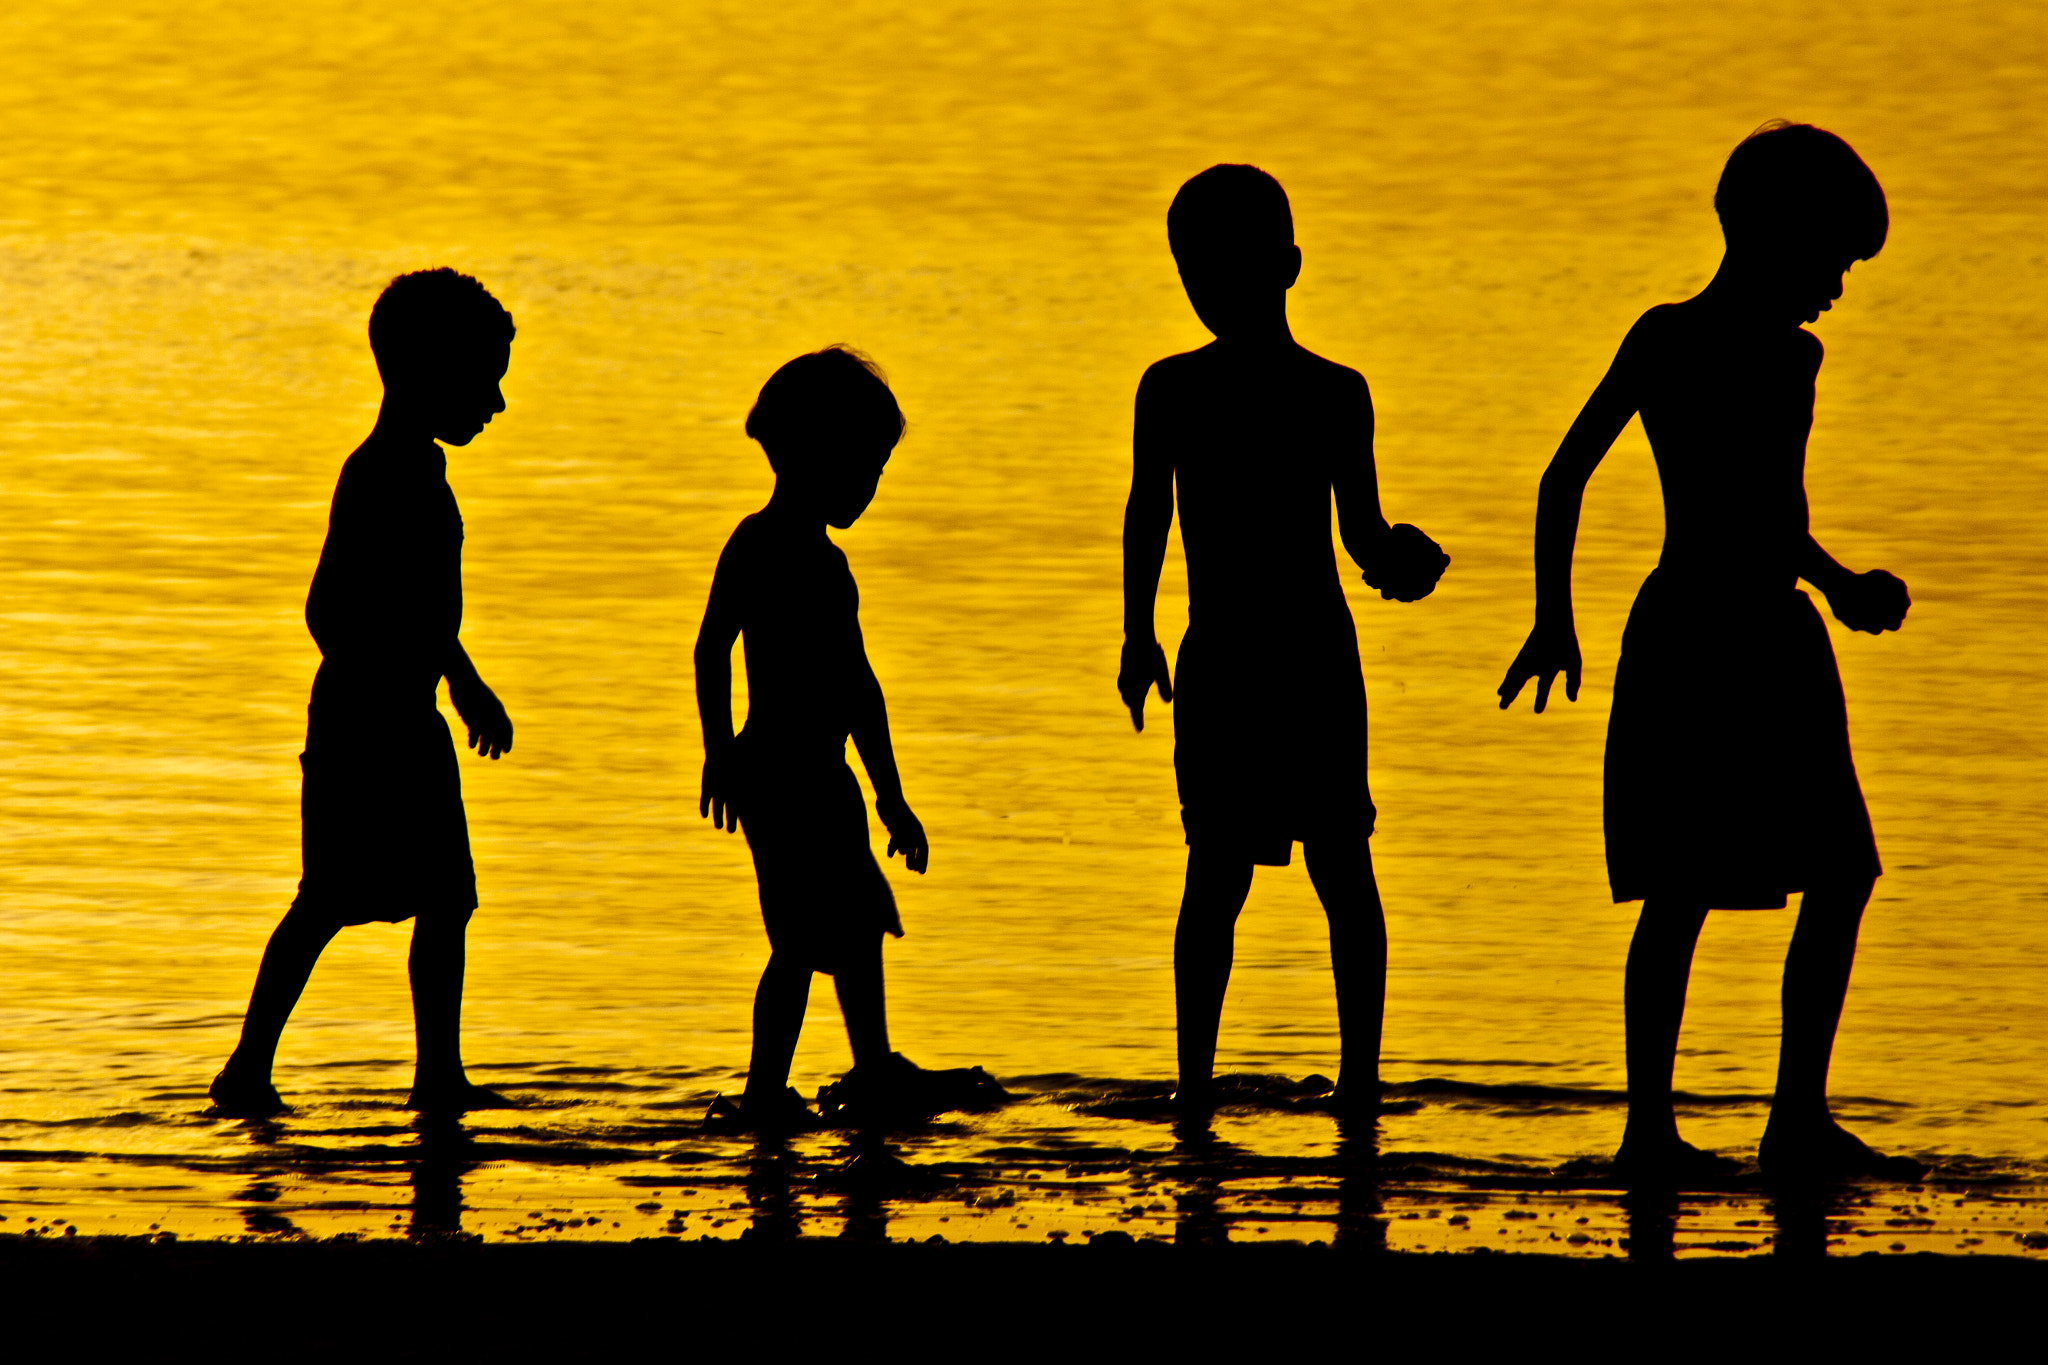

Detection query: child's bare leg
xmin=1303 ymin=837 xmax=1387 ymax=1103
xmin=1617 ymin=898 xmax=1710 ymax=1164
xmin=1759 ymin=878 xmax=1917 ymax=1175
xmin=406 ymin=909 xmax=506 ymax=1111
xmin=214 ymin=902 xmax=342 ymax=1108
xmin=1770 ymin=879 xmax=1869 ymax=1123
xmin=831 ymin=934 xmax=892 ymax=1070
xmin=1174 ymin=848 xmax=1255 ymax=1101
xmin=744 ymin=951 xmax=813 ymax=1106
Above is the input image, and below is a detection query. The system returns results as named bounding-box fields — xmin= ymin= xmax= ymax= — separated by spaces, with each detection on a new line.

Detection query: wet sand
xmin=5 ymin=1070 xmax=2045 ymax=1262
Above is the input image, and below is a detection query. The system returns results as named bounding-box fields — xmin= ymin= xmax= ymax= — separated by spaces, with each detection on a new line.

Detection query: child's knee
xmin=412 ymin=905 xmax=475 ymax=938
xmin=1799 ymin=878 xmax=1873 ymax=919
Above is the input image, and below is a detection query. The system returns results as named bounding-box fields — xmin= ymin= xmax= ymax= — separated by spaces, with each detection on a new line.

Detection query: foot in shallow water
xmin=208 ymin=1068 xmax=289 ymax=1119
xmin=1286 ymin=1076 xmax=1412 ymax=1118
xmin=1604 ymin=1137 xmax=1747 ymax=1187
xmin=816 ymin=1053 xmax=1010 ymax=1127
xmin=702 ymin=1087 xmax=820 ymax=1136
xmin=1759 ymin=1118 xmax=1927 ymax=1183
xmin=405 ymin=1081 xmax=515 ymax=1115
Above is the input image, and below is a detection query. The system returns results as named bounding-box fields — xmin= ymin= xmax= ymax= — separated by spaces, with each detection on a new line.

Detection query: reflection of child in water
xmin=695 ymin=347 xmax=939 ymax=1132
xmin=1120 ymin=165 xmax=1448 ymax=1112
xmin=211 ymin=268 xmax=517 ymax=1118
xmin=1500 ymin=123 xmax=1922 ymax=1182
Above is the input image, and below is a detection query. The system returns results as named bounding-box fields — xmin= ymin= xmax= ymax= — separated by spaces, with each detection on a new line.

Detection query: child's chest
xmin=742 ymin=545 xmax=860 ymax=642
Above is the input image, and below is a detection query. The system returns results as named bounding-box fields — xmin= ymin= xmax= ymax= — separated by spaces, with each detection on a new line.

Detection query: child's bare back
xmin=1120 ymin=164 xmax=1446 ymax=1108
xmin=1143 ymin=344 xmax=1374 ymax=636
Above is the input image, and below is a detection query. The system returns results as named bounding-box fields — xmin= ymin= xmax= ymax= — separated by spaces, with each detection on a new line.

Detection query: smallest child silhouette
xmin=696 ymin=347 xmax=953 ymax=1133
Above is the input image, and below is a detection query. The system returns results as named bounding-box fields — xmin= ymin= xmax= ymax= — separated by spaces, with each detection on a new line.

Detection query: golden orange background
xmin=0 ymin=0 xmax=2040 ymax=1241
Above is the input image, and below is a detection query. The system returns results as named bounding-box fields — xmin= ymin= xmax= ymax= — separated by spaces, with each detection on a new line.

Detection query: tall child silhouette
xmin=1120 ymin=166 xmax=1448 ymax=1111
xmin=1499 ymin=124 xmax=1921 ymax=1181
xmin=696 ymin=347 xmax=937 ymax=1132
xmin=210 ymin=268 xmax=517 ymax=1118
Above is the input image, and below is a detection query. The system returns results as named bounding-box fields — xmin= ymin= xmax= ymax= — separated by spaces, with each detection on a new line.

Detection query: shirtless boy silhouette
xmin=1499 ymin=124 xmax=1922 ymax=1181
xmin=1121 ymin=165 xmax=1448 ymax=1112
xmin=696 ymin=347 xmax=942 ymax=1133
xmin=211 ymin=268 xmax=516 ymax=1118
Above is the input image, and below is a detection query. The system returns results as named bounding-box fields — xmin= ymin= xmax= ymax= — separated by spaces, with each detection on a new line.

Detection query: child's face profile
xmin=820 ymin=444 xmax=892 ymax=529
xmin=1751 ymin=242 xmax=1860 ymax=326
xmin=1173 ymin=241 xmax=1302 ymax=340
xmin=410 ymin=342 xmax=511 ymax=447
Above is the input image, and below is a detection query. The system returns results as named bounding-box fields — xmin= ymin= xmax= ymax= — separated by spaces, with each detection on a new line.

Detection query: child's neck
xmin=370 ymin=392 xmax=442 ymax=448
xmin=1211 ymin=307 xmax=1296 ymax=353
xmin=762 ymin=483 xmax=828 ymax=533
xmin=1696 ymin=253 xmax=1796 ymax=326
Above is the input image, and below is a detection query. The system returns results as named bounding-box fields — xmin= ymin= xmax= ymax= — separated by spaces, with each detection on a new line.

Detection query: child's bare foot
xmin=817 ymin=1053 xmax=1010 ymax=1126
xmin=1610 ymin=1136 xmax=1745 ymax=1186
xmin=405 ymin=1080 xmax=515 ymax=1115
xmin=705 ymin=1087 xmax=819 ymax=1136
xmin=209 ymin=1067 xmax=288 ymax=1118
xmin=1759 ymin=1117 xmax=1926 ymax=1182
xmin=1289 ymin=1075 xmax=1387 ymax=1117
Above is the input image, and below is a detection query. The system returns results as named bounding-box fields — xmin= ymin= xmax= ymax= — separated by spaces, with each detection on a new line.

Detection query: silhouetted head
xmin=1167 ymin=165 xmax=1302 ymax=341
xmin=368 ymin=268 xmax=515 ymax=446
xmin=746 ymin=346 xmax=906 ymax=528
xmin=1714 ymin=123 xmax=1887 ymax=325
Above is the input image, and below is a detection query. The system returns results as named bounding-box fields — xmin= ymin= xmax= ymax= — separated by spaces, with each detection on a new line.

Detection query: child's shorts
xmin=1605 ymin=569 xmax=1881 ymax=908
xmin=292 ymin=706 xmax=478 ymax=925
xmin=738 ymin=746 xmax=902 ymax=975
xmin=1172 ymin=621 xmax=1377 ymax=867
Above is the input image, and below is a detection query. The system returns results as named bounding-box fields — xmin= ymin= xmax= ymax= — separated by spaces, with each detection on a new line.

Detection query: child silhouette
xmin=696 ymin=347 xmax=941 ymax=1132
xmin=211 ymin=268 xmax=517 ymax=1118
xmin=1499 ymin=124 xmax=1922 ymax=1182
xmin=1120 ymin=165 xmax=1448 ymax=1112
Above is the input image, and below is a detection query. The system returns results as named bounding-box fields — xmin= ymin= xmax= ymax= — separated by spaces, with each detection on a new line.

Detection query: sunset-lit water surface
xmin=0 ymin=1 xmax=2042 ymax=1252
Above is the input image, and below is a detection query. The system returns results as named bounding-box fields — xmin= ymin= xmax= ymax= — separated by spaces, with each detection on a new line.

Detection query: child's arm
xmin=1119 ymin=369 xmax=1175 ymax=732
xmin=1498 ymin=318 xmax=1651 ymax=712
xmin=849 ymin=642 xmax=928 ymax=874
xmin=446 ymin=642 xmax=513 ymax=759
xmin=694 ymin=542 xmax=745 ymax=832
xmin=1332 ymin=373 xmax=1449 ymax=601
xmin=1799 ymin=519 xmax=1911 ymax=635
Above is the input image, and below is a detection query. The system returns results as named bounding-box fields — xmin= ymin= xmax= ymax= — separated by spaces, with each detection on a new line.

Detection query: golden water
xmin=0 ymin=0 xmax=2042 ymax=1250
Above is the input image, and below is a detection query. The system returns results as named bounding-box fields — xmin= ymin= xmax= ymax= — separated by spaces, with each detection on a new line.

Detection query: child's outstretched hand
xmin=1825 ymin=569 xmax=1910 ymax=635
xmin=1363 ymin=523 xmax=1451 ymax=602
xmin=1118 ymin=638 xmax=1174 ymax=731
xmin=700 ymin=749 xmax=741 ymax=833
xmin=877 ymin=793 xmax=928 ymax=874
xmin=1498 ymin=619 xmax=1583 ymax=712
xmin=450 ymin=678 xmax=513 ymax=759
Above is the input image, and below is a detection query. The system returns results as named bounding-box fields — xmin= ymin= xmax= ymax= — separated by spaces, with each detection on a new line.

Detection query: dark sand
xmin=6 ymin=1233 xmax=2039 ymax=1352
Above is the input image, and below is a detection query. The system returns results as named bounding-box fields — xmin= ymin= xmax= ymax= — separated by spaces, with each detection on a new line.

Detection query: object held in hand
xmin=1362 ymin=522 xmax=1449 ymax=601
xmin=1830 ymin=568 xmax=1909 ymax=635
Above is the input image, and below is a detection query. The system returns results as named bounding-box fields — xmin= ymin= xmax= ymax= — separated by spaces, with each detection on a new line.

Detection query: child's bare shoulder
xmin=1641 ymin=301 xmax=1821 ymax=374
xmin=1295 ymin=348 xmax=1370 ymax=397
xmin=714 ymin=511 xmax=776 ymax=576
xmin=1625 ymin=301 xmax=1687 ymax=347
xmin=1139 ymin=345 xmax=1219 ymax=396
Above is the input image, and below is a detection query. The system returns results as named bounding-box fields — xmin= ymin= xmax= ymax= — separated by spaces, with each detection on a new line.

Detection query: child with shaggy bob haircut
xmin=1501 ymin=124 xmax=1920 ymax=1182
